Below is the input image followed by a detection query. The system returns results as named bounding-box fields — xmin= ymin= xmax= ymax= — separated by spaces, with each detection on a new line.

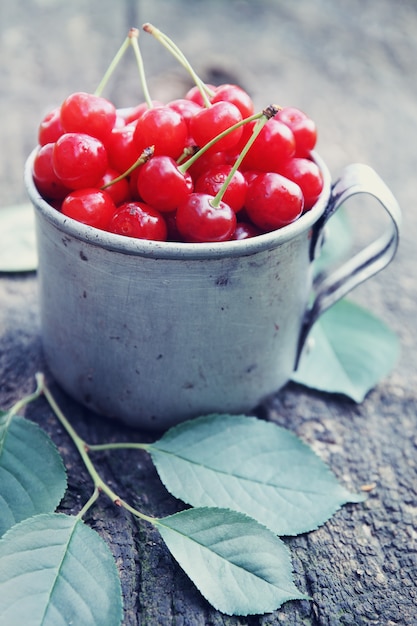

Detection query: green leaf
xmin=0 ymin=513 xmax=123 ymax=626
xmin=149 ymin=414 xmax=364 ymax=536
xmin=292 ymin=298 xmax=400 ymax=402
xmin=0 ymin=203 xmax=38 ymax=272
xmin=156 ymin=507 xmax=307 ymax=616
xmin=0 ymin=415 xmax=67 ymax=536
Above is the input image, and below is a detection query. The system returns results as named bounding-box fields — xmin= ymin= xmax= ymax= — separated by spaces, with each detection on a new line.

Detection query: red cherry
xmin=32 ymin=143 xmax=71 ymax=200
xmin=211 ymin=84 xmax=255 ymax=119
xmin=52 ymin=132 xmax=108 ymax=189
xmin=133 ymin=105 xmax=188 ymax=159
xmin=38 ymin=107 xmax=64 ymax=146
xmin=239 ymin=119 xmax=296 ymax=172
xmin=167 ymin=98 xmax=203 ymax=129
xmin=186 ymin=150 xmax=230 ymax=182
xmin=61 ymin=188 xmax=116 ymax=230
xmin=137 ymin=156 xmax=193 ymax=212
xmin=106 ymin=123 xmax=142 ymax=173
xmin=184 ymin=84 xmax=216 ymax=106
xmin=279 ymin=158 xmax=324 ymax=210
xmin=231 ymin=221 xmax=262 ymax=240
xmin=97 ymin=168 xmax=131 ymax=205
xmin=189 ymin=101 xmax=243 ymax=153
xmin=120 ymin=101 xmax=163 ymax=125
xmin=60 ymin=91 xmax=117 ymax=141
xmin=195 ymin=164 xmax=247 ymax=213
xmin=164 ymin=210 xmax=182 ymax=241
xmin=276 ymin=107 xmax=317 ymax=156
xmin=245 ymin=172 xmax=304 ymax=231
xmin=243 ymin=170 xmax=262 ymax=185
xmin=176 ymin=193 xmax=237 ymax=243
xmin=109 ymin=201 xmax=167 ymax=241
xmin=128 ymin=167 xmax=142 ymax=201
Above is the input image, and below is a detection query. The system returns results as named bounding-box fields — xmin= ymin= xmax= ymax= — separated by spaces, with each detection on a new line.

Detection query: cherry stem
xmin=100 ymin=146 xmax=154 ymax=190
xmin=211 ymin=104 xmax=281 ymax=208
xmin=129 ymin=28 xmax=154 ymax=109
xmin=94 ymin=30 xmax=133 ymax=97
xmin=177 ymin=110 xmax=264 ymax=174
xmin=142 ymin=22 xmax=214 ymax=108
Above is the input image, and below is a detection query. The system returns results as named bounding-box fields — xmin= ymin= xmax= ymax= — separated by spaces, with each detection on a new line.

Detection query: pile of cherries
xmin=32 ymin=32 xmax=323 ymax=243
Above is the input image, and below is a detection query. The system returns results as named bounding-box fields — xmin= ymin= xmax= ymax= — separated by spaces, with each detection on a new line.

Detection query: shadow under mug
xmin=25 ymin=150 xmax=401 ymax=430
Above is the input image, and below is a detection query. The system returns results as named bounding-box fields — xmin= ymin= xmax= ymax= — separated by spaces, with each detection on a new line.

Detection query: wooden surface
xmin=1 ymin=1 xmax=417 ymax=624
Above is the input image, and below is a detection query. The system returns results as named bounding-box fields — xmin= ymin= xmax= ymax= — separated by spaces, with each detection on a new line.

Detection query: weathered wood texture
xmin=1 ymin=1 xmax=417 ymax=624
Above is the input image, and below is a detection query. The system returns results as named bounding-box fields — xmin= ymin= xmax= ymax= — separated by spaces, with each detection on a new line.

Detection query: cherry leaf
xmin=0 ymin=415 xmax=67 ymax=537
xmin=148 ymin=414 xmax=364 ymax=536
xmin=155 ymin=507 xmax=307 ymax=616
xmin=292 ymin=298 xmax=400 ymax=401
xmin=0 ymin=513 xmax=123 ymax=626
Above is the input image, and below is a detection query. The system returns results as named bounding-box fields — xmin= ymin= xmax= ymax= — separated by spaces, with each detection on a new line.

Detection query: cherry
xmin=211 ymin=84 xmax=255 ymax=119
xmin=232 ymin=221 xmax=262 ymax=240
xmin=38 ymin=107 xmax=64 ymax=146
xmin=133 ymin=105 xmax=188 ymax=159
xmin=164 ymin=210 xmax=182 ymax=241
xmin=186 ymin=150 xmax=230 ymax=182
xmin=128 ymin=167 xmax=142 ymax=201
xmin=32 ymin=143 xmax=71 ymax=200
xmin=189 ymin=101 xmax=243 ymax=153
xmin=137 ymin=155 xmax=193 ymax=212
xmin=245 ymin=172 xmax=304 ymax=231
xmin=195 ymin=164 xmax=247 ymax=213
xmin=97 ymin=168 xmax=131 ymax=205
xmin=60 ymin=91 xmax=117 ymax=142
xmin=176 ymin=193 xmax=237 ymax=243
xmin=184 ymin=84 xmax=216 ymax=106
xmin=61 ymin=188 xmax=116 ymax=230
xmin=243 ymin=170 xmax=262 ymax=185
xmin=106 ymin=123 xmax=142 ymax=173
xmin=276 ymin=106 xmax=317 ymax=156
xmin=52 ymin=132 xmax=108 ymax=189
xmin=239 ymin=118 xmax=296 ymax=172
xmin=279 ymin=157 xmax=324 ymax=210
xmin=120 ymin=101 xmax=163 ymax=125
xmin=167 ymin=98 xmax=203 ymax=129
xmin=109 ymin=201 xmax=167 ymax=241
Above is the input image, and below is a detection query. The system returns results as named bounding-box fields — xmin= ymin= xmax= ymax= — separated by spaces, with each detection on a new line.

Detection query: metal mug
xmin=24 ymin=150 xmax=401 ymax=430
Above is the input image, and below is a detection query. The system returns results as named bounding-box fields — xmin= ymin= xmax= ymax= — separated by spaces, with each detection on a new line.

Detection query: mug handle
xmin=295 ymin=163 xmax=401 ymax=367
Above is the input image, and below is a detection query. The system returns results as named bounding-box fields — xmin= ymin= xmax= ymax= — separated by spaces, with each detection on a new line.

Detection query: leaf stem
xmin=88 ymin=442 xmax=151 ymax=452
xmin=76 ymin=486 xmax=101 ymax=520
xmin=7 ymin=373 xmax=44 ymax=419
xmin=37 ymin=374 xmax=156 ymax=526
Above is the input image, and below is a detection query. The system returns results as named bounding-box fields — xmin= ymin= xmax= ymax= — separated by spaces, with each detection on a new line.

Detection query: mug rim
xmin=24 ymin=148 xmax=332 ymax=260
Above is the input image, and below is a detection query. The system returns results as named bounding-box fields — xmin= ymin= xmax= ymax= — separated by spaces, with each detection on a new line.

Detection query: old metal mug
xmin=25 ymin=151 xmax=401 ymax=430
